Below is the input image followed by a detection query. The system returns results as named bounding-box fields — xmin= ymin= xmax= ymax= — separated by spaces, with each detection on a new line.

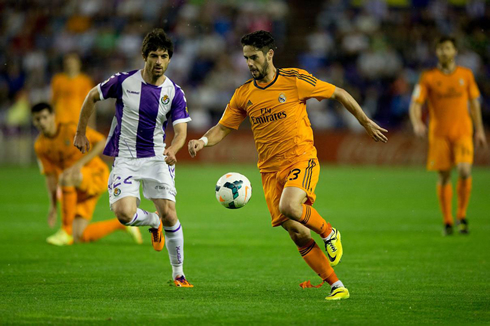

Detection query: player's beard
xmin=252 ymin=61 xmax=269 ymax=81
xmin=153 ymin=65 xmax=164 ymax=76
xmin=438 ymin=57 xmax=454 ymax=70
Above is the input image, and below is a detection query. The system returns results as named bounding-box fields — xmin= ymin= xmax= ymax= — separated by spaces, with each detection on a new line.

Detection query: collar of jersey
xmin=437 ymin=65 xmax=459 ymax=76
xmin=253 ymin=69 xmax=279 ymax=90
xmin=139 ymin=69 xmax=168 ymax=88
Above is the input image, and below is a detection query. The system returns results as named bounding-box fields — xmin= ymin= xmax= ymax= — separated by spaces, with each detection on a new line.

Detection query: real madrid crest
xmin=114 ymin=188 xmax=121 ymax=196
xmin=278 ymin=92 xmax=286 ymax=103
xmin=161 ymin=95 xmax=170 ymax=105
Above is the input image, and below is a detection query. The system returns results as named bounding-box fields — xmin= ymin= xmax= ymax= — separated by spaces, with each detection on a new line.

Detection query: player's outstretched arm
xmin=164 ymin=122 xmax=188 ymax=165
xmin=409 ymin=101 xmax=427 ymax=138
xmin=188 ymin=123 xmax=233 ymax=157
xmin=331 ymin=87 xmax=388 ymax=143
xmin=74 ymin=87 xmax=101 ymax=153
xmin=62 ymin=135 xmax=106 ymax=182
xmin=469 ymin=98 xmax=487 ymax=148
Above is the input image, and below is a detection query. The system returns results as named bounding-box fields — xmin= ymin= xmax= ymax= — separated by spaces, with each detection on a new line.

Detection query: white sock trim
xmin=163 ymin=221 xmax=181 ymax=232
xmin=323 ymin=229 xmax=335 ymax=242
xmin=331 ymin=280 xmax=344 ymax=289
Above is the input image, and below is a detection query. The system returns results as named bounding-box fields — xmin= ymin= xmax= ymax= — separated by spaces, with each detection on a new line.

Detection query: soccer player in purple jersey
xmin=74 ymin=29 xmax=193 ymax=287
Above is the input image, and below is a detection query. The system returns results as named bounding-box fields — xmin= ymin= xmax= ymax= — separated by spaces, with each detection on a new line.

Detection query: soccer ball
xmin=215 ymin=172 xmax=252 ymax=209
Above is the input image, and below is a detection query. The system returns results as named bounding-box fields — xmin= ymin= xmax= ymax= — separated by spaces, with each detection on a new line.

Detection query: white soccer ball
xmin=215 ymin=172 xmax=252 ymax=209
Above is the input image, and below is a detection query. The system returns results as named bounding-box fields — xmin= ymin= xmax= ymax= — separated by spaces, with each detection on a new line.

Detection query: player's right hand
xmin=74 ymin=133 xmax=90 ymax=153
xmin=413 ymin=123 xmax=427 ymax=139
xmin=188 ymin=139 xmax=205 ymax=158
xmin=475 ymin=130 xmax=488 ymax=149
xmin=47 ymin=206 xmax=57 ymax=228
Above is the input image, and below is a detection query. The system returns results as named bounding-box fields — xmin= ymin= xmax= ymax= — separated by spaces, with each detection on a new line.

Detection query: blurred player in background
xmin=74 ymin=29 xmax=193 ymax=287
xmin=189 ymin=30 xmax=388 ymax=301
xmin=32 ymin=102 xmax=142 ymax=246
xmin=51 ymin=53 xmax=95 ymax=127
xmin=410 ymin=36 xmax=487 ymax=236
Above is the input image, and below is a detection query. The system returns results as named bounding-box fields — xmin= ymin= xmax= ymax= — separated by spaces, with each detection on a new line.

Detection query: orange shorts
xmin=427 ymin=135 xmax=473 ymax=171
xmin=261 ymin=158 xmax=320 ymax=227
xmin=75 ymin=164 xmax=109 ymax=219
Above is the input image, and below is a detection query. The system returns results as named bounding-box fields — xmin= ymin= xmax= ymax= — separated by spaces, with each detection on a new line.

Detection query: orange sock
xmin=436 ymin=183 xmax=453 ymax=225
xmin=61 ymin=186 xmax=77 ymax=235
xmin=298 ymin=239 xmax=335 ymax=281
xmin=80 ymin=218 xmax=126 ymax=242
xmin=456 ymin=177 xmax=472 ymax=220
xmin=299 ymin=205 xmax=332 ymax=238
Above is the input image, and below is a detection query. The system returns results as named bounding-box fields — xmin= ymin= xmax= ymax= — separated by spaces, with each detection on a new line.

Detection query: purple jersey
xmin=97 ymin=69 xmax=191 ymax=158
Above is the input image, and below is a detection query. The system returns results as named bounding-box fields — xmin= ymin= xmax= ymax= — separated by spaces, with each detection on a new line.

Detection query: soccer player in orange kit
xmin=32 ymin=102 xmax=142 ymax=246
xmin=410 ymin=36 xmax=487 ymax=236
xmin=188 ymin=31 xmax=388 ymax=301
xmin=51 ymin=53 xmax=94 ymax=125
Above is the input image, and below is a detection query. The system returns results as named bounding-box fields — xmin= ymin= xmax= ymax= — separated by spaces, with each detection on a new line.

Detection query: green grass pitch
xmin=1 ymin=164 xmax=489 ymax=324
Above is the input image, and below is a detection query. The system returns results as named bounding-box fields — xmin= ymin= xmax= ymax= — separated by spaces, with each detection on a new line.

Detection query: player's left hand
xmin=475 ymin=130 xmax=488 ymax=149
xmin=164 ymin=147 xmax=177 ymax=165
xmin=363 ymin=119 xmax=388 ymax=143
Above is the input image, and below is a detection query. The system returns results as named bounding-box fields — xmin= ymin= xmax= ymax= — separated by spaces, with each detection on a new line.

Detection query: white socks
xmin=126 ymin=213 xmax=185 ymax=280
xmin=164 ymin=220 xmax=185 ymax=279
xmin=322 ymin=229 xmax=335 ymax=242
xmin=124 ymin=209 xmax=160 ymax=228
xmin=331 ymin=280 xmax=344 ymax=289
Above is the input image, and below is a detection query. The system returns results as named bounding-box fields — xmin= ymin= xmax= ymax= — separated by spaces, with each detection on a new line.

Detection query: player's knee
xmin=59 ymin=174 xmax=74 ymax=186
xmin=438 ymin=171 xmax=451 ymax=185
xmin=279 ymin=201 xmax=301 ymax=219
xmin=113 ymin=205 xmax=137 ymax=225
xmin=458 ymin=167 xmax=471 ymax=179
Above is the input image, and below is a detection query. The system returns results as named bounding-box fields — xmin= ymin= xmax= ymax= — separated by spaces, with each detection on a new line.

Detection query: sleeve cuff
xmin=97 ymin=84 xmax=105 ymax=100
xmin=172 ymin=117 xmax=192 ymax=126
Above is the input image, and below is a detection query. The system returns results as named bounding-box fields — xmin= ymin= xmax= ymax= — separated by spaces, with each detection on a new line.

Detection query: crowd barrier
xmin=1 ymin=131 xmax=488 ymax=166
xmin=177 ymin=131 xmax=490 ymax=166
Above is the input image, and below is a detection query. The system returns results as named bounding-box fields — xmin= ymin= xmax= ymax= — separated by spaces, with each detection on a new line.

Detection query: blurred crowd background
xmin=1 ymin=0 xmax=489 ymax=162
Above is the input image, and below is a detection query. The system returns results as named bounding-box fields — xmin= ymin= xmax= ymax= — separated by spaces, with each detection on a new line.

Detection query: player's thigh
xmin=454 ymin=136 xmax=474 ymax=166
xmin=427 ymin=136 xmax=452 ymax=171
xmin=282 ymin=158 xmax=320 ymax=205
xmin=75 ymin=194 xmax=99 ymax=220
xmin=142 ymin=157 xmax=177 ymax=202
xmin=108 ymin=160 xmax=141 ymax=207
xmin=79 ymin=164 xmax=110 ymax=197
xmin=261 ymin=172 xmax=288 ymax=227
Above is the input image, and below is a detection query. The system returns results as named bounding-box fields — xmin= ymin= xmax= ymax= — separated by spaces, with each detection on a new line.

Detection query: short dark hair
xmin=31 ymin=102 xmax=53 ymax=114
xmin=436 ymin=36 xmax=457 ymax=49
xmin=141 ymin=28 xmax=174 ymax=59
xmin=241 ymin=30 xmax=277 ymax=54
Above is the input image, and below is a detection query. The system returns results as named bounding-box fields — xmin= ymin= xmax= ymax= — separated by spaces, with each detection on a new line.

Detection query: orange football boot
xmin=173 ymin=275 xmax=193 ymax=287
xmin=149 ymin=213 xmax=164 ymax=251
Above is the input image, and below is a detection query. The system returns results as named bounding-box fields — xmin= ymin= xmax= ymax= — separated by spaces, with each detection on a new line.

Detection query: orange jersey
xmin=35 ymin=123 xmax=106 ymax=176
xmin=51 ymin=73 xmax=93 ymax=124
xmin=412 ymin=66 xmax=480 ymax=138
xmin=219 ymin=68 xmax=336 ymax=172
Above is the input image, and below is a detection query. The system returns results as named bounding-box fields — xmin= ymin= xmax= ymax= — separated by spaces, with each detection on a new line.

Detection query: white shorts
xmin=108 ymin=155 xmax=177 ymax=206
